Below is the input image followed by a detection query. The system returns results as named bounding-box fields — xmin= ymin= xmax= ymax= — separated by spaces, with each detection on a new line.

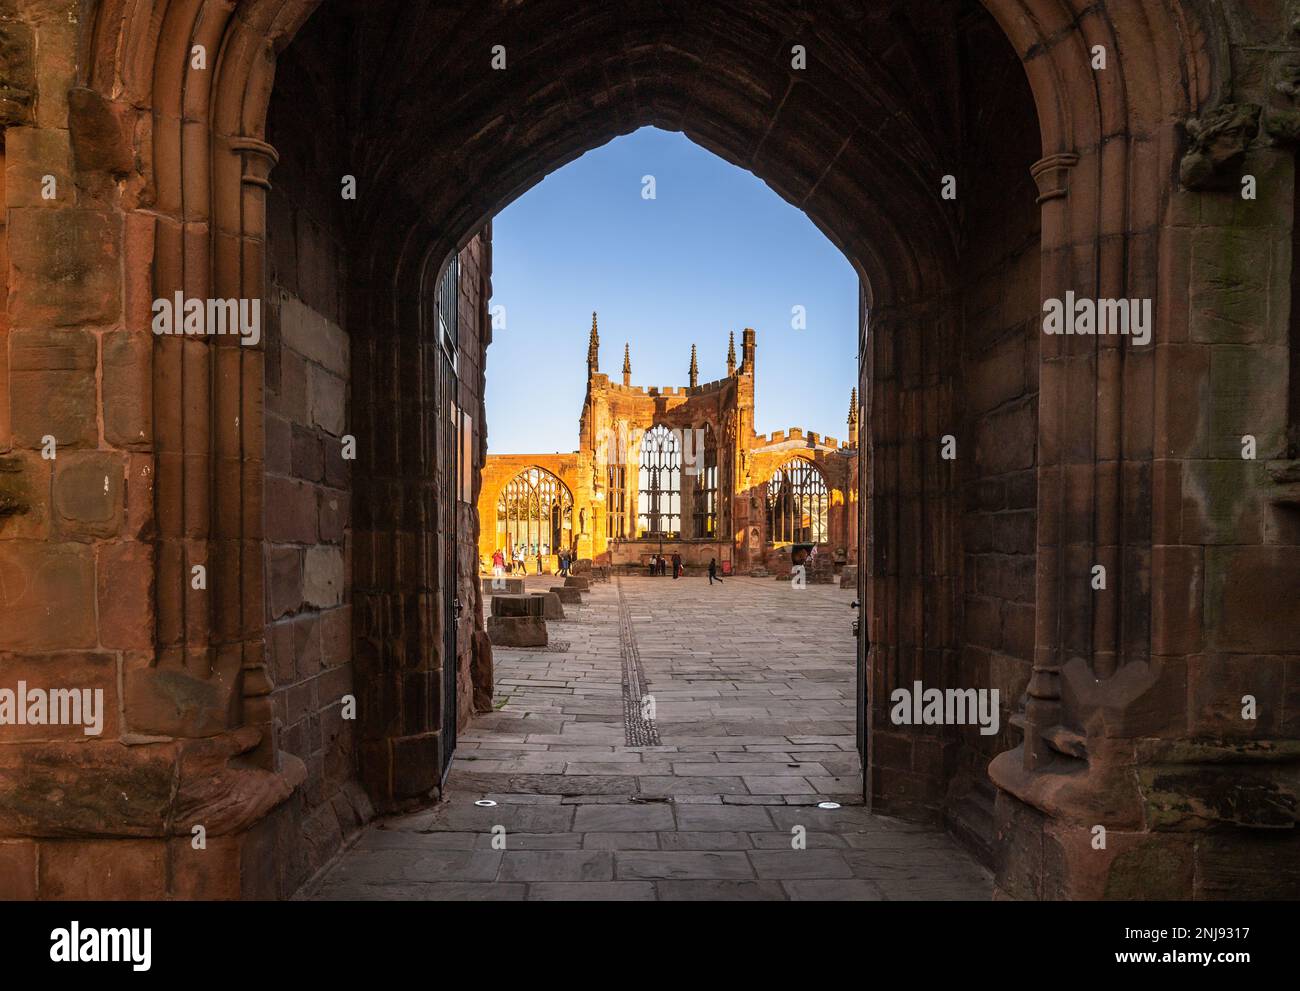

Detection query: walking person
xmin=708 ymin=557 xmax=722 ymax=584
xmin=672 ymin=553 xmax=681 ymax=580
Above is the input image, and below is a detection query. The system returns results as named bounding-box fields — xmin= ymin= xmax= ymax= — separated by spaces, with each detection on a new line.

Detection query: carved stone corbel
xmin=1179 ymin=103 xmax=1261 ymax=190
xmin=1029 ymin=152 xmax=1079 ymax=204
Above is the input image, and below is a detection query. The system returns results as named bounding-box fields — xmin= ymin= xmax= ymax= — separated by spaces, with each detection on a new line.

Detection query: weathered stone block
xmin=1180 ymin=460 xmax=1262 ymax=545
xmin=307 ymin=364 xmax=346 ymax=435
xmin=0 ymin=840 xmax=37 ymax=899
xmin=279 ymin=296 xmax=348 ymax=377
xmin=3 ymin=126 xmax=71 ymax=207
xmin=123 ymin=653 xmax=242 ymax=738
xmin=1196 ymin=831 xmax=1300 ymax=899
xmin=38 ymin=839 xmax=168 ymax=899
xmin=563 ymin=575 xmax=590 ymax=591
xmin=491 ymin=593 xmax=543 ymax=618
xmin=550 ymin=585 xmax=581 ymax=604
xmin=67 ymin=86 xmax=135 ymax=178
xmin=266 ymin=547 xmax=303 ymax=619
xmin=102 ymin=330 xmax=152 ymax=448
xmin=530 ymin=590 xmax=565 ymax=620
xmin=0 ymin=542 xmax=96 ymax=650
xmin=1189 ymin=227 xmax=1272 ymax=344
xmin=303 ymin=545 xmax=343 ymax=608
xmin=9 ymin=327 xmax=98 ymax=447
xmin=7 ymin=209 xmax=121 ymax=328
xmin=96 ymin=542 xmax=152 ymax=650
xmin=265 ymin=475 xmax=317 ymax=544
xmin=53 ymin=451 xmax=123 ymax=539
xmin=1206 ymin=546 xmax=1300 ymax=653
xmin=482 ymin=577 xmax=523 ymax=595
xmin=486 ymin=615 xmax=547 ymax=647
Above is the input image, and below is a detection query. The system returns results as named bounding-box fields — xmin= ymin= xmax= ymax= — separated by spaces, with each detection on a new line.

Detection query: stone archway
xmin=7 ymin=0 xmax=1298 ymax=900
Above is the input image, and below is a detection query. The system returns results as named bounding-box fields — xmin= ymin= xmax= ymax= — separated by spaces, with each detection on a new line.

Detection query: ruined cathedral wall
xmin=477 ymin=453 xmax=582 ymax=568
xmin=951 ymin=10 xmax=1044 ymax=808
xmin=744 ymin=445 xmax=854 ymax=573
xmin=262 ymin=45 xmax=361 ymax=873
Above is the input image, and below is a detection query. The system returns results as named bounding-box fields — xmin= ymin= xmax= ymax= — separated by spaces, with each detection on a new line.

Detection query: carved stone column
xmin=1024 ymin=151 xmax=1079 ymax=771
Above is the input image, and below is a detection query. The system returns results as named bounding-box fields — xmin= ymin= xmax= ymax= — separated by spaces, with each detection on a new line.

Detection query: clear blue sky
xmin=485 ymin=126 xmax=859 ymax=454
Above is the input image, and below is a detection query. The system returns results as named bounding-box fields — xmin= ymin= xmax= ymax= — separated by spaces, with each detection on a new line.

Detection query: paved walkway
xmin=303 ymin=575 xmax=992 ymax=900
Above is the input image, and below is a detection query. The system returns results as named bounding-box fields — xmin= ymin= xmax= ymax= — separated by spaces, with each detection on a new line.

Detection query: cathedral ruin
xmin=477 ymin=317 xmax=859 ymax=578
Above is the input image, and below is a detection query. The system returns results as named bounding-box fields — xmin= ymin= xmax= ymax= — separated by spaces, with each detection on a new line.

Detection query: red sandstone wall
xmin=261 ymin=39 xmax=364 ymax=872
xmin=954 ymin=15 xmax=1044 ymax=807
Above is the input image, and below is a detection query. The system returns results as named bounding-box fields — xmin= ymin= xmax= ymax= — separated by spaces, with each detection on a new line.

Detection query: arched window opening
xmin=637 ymin=424 xmax=681 ymax=538
xmin=496 ymin=467 xmax=573 ymax=559
xmin=693 ymin=425 xmax=719 ymax=538
xmin=766 ymin=459 xmax=828 ymax=544
xmin=607 ymin=464 xmax=627 ymax=539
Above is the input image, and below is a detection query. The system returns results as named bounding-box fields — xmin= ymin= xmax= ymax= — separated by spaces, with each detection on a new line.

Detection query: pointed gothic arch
xmin=495 ymin=466 xmax=574 ymax=559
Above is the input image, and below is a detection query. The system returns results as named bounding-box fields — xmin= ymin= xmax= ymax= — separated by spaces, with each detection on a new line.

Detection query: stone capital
xmin=1029 ymin=152 xmax=1079 ymax=204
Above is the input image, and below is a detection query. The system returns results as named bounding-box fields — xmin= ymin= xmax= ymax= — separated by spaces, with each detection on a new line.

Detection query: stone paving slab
xmin=305 ymin=577 xmax=993 ymax=901
xmin=616 ymin=851 xmax=755 ymax=880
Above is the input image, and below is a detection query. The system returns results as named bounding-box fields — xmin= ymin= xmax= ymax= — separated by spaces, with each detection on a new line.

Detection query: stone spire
xmin=740 ymin=327 xmax=756 ymax=375
xmin=847 ymin=387 xmax=859 ymax=447
xmin=622 ymin=342 xmax=632 ymax=387
xmin=689 ymin=344 xmax=699 ymax=388
xmin=726 ymin=331 xmax=736 ymax=376
xmin=587 ymin=311 xmax=599 ymax=373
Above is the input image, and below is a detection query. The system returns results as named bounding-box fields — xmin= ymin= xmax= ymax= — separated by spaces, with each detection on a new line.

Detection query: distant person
xmin=708 ymin=557 xmax=722 ymax=585
xmin=647 ymin=555 xmax=656 ymax=577
xmin=672 ymin=553 xmax=682 ymax=580
xmin=536 ymin=553 xmax=544 ymax=574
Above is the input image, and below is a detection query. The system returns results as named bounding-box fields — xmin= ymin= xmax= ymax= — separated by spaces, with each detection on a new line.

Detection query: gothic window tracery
xmin=496 ymin=467 xmax=573 ymax=557
xmin=693 ymin=424 xmax=719 ymax=538
xmin=637 ymin=424 xmax=681 ymax=538
xmin=766 ymin=459 xmax=828 ymax=544
xmin=607 ymin=464 xmax=627 ymax=539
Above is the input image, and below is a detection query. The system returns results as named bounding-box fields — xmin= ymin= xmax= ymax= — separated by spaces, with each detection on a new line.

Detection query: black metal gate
xmin=434 ymin=256 xmax=460 ymax=782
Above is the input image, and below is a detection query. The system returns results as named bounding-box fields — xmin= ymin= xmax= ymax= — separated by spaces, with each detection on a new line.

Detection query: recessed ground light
xmin=817 ymin=801 xmax=841 ymax=810
xmin=474 ymin=799 xmax=497 ymax=807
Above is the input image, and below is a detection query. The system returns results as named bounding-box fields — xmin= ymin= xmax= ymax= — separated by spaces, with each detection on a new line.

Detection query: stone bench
xmin=491 ymin=594 xmax=544 ymax=618
xmin=482 ymin=577 xmax=524 ymax=596
xmin=550 ymin=585 xmax=582 ymax=604
xmin=529 ymin=590 xmax=565 ymax=620
xmin=486 ymin=615 xmax=547 ymax=647
xmin=563 ymin=575 xmax=590 ymax=591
